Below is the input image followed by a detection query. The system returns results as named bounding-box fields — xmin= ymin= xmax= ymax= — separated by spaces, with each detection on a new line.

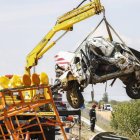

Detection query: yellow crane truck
xmin=0 ymin=1 xmax=104 ymax=139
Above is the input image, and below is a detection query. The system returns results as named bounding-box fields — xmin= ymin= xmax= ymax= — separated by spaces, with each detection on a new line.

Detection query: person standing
xmin=89 ymin=104 xmax=96 ymax=132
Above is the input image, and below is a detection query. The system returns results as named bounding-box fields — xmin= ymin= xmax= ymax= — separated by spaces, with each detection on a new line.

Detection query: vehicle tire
xmin=126 ymin=81 xmax=140 ymax=99
xmin=66 ymin=82 xmax=84 ymax=109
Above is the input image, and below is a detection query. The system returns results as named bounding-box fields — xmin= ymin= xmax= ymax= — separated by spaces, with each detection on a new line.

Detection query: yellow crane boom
xmin=25 ymin=0 xmax=104 ymax=75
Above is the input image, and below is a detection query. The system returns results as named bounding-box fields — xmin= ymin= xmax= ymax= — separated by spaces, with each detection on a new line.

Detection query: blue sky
xmin=0 ymin=0 xmax=140 ymax=101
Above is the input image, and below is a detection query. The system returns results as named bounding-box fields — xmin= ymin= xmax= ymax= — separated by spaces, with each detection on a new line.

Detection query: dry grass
xmin=96 ymin=110 xmax=112 ymax=121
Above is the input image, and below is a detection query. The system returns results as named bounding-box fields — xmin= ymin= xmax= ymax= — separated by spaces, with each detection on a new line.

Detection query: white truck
xmin=103 ymin=104 xmax=113 ymax=111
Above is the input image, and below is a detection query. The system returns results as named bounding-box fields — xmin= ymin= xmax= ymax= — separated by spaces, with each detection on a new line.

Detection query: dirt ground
xmin=80 ymin=123 xmax=97 ymax=140
xmin=65 ymin=122 xmax=98 ymax=140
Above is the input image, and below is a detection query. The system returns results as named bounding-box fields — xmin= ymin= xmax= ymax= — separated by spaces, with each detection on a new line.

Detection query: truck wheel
xmin=126 ymin=81 xmax=140 ymax=99
xmin=66 ymin=87 xmax=84 ymax=109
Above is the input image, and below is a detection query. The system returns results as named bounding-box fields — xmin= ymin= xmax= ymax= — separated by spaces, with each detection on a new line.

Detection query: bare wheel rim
xmin=131 ymin=83 xmax=140 ymax=95
xmin=70 ymin=81 xmax=80 ymax=105
xmin=70 ymin=92 xmax=78 ymax=105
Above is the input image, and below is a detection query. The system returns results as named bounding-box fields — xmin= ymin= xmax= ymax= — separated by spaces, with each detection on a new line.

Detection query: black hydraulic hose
xmin=80 ymin=49 xmax=90 ymax=66
xmin=76 ymin=0 xmax=88 ymax=9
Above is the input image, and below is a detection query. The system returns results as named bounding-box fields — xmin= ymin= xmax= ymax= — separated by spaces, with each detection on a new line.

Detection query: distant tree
xmin=98 ymin=100 xmax=104 ymax=105
xmin=110 ymin=100 xmax=118 ymax=105
xmin=88 ymin=100 xmax=98 ymax=104
xmin=102 ymin=92 xmax=108 ymax=103
xmin=91 ymin=91 xmax=94 ymax=102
